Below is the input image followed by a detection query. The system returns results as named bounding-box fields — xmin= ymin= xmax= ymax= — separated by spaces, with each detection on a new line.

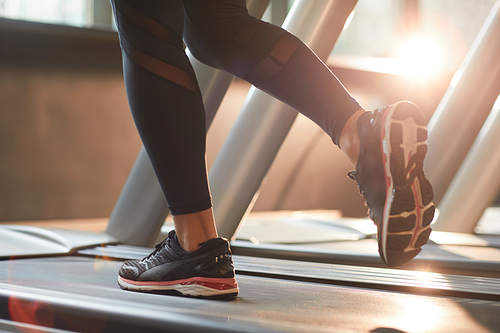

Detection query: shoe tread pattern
xmin=381 ymin=102 xmax=435 ymax=267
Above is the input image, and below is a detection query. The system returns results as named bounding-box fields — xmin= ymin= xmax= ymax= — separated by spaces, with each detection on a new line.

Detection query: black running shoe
xmin=348 ymin=101 xmax=435 ymax=267
xmin=118 ymin=230 xmax=239 ymax=298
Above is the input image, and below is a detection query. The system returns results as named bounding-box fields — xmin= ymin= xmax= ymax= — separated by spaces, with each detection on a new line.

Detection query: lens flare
xmin=399 ymin=37 xmax=441 ymax=78
xmin=8 ymin=298 xmax=54 ymax=332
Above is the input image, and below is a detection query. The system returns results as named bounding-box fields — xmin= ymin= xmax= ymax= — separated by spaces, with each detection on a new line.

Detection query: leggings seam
xmin=243 ymin=45 xmax=302 ymax=89
xmin=120 ymin=35 xmax=202 ymax=99
xmin=115 ymin=2 xmax=184 ymax=46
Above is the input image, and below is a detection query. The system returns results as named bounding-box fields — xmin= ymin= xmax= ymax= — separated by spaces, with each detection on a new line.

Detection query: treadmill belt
xmin=79 ymin=245 xmax=500 ymax=299
xmin=1 ymin=256 xmax=500 ymax=333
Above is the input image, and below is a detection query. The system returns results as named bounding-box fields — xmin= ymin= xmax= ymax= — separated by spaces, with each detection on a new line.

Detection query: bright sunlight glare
xmin=399 ymin=37 xmax=441 ymax=78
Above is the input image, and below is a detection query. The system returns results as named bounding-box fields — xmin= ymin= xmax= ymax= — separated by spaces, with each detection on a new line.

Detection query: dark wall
xmin=0 ymin=18 xmax=141 ymax=221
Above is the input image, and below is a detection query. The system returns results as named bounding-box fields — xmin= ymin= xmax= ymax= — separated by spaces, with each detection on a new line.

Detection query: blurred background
xmin=0 ymin=0 xmax=498 ymax=224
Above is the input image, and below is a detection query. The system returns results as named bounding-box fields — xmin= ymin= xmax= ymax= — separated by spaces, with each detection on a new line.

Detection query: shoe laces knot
xmin=142 ymin=231 xmax=174 ymax=262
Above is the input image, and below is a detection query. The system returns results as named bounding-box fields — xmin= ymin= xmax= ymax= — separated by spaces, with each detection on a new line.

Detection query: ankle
xmin=339 ymin=110 xmax=364 ymax=166
xmin=173 ymin=208 xmax=218 ymax=252
xmin=176 ymin=233 xmax=208 ymax=252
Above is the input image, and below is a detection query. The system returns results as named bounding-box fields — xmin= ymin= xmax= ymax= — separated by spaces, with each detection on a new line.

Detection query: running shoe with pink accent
xmin=118 ymin=230 xmax=239 ymax=298
xmin=348 ymin=101 xmax=435 ymax=267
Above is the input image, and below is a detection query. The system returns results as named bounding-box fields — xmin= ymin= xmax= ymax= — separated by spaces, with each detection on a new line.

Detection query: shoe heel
xmin=392 ymin=101 xmax=426 ymax=125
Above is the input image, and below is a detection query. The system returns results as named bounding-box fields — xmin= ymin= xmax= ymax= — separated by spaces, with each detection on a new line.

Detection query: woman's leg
xmin=339 ymin=110 xmax=365 ymax=166
xmin=111 ymin=1 xmax=238 ymax=297
xmin=110 ymin=0 xmax=218 ymax=251
xmin=183 ymin=0 xmax=434 ymax=267
xmin=183 ymin=0 xmax=363 ymax=147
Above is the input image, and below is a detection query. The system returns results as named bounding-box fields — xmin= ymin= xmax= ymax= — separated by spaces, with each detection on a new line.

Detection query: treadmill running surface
xmin=1 ymin=253 xmax=500 ymax=333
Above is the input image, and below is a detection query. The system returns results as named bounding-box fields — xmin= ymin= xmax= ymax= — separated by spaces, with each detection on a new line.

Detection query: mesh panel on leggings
xmin=115 ymin=2 xmax=199 ymax=95
xmin=124 ymin=44 xmax=199 ymax=94
xmin=119 ymin=2 xmax=180 ymax=46
xmin=243 ymin=34 xmax=300 ymax=87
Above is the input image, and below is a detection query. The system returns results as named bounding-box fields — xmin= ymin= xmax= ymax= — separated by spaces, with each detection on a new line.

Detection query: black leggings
xmin=110 ymin=0 xmax=362 ymax=215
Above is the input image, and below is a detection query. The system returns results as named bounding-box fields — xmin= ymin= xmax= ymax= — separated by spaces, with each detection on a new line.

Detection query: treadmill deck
xmin=1 ymin=254 xmax=500 ymax=333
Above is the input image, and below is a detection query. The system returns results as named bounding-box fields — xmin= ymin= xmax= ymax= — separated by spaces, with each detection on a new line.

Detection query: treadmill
xmin=2 ymin=1 xmax=500 ymax=332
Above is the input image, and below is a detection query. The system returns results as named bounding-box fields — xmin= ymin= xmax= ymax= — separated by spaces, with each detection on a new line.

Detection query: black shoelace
xmin=142 ymin=235 xmax=172 ymax=262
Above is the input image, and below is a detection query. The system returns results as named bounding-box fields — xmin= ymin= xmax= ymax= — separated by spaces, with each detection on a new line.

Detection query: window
xmin=0 ymin=0 xmax=113 ymax=29
xmin=333 ymin=0 xmax=497 ymax=72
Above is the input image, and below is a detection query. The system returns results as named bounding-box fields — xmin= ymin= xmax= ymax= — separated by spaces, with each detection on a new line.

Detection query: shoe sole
xmin=379 ymin=101 xmax=435 ymax=267
xmin=118 ymin=276 xmax=239 ymax=298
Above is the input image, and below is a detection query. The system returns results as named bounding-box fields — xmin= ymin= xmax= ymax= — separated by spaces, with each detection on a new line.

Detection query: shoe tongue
xmin=169 ymin=230 xmax=181 ymax=246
